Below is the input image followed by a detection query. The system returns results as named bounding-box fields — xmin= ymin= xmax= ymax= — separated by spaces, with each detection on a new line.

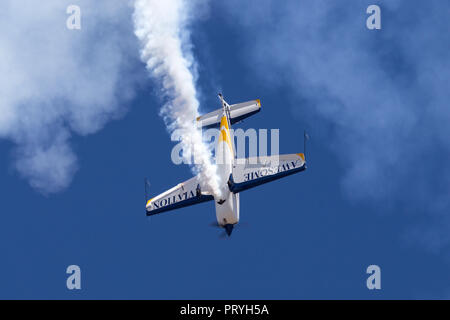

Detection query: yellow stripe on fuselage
xmin=218 ymin=116 xmax=233 ymax=154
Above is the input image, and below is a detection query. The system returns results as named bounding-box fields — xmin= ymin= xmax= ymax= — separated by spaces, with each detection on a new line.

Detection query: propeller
xmin=209 ymin=221 xmax=250 ymax=238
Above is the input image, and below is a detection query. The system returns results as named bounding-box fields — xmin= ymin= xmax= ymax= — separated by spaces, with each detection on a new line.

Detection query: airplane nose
xmin=224 ymin=224 xmax=234 ymax=236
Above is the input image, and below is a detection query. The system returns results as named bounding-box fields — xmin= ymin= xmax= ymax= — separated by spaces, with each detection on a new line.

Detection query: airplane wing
xmin=146 ymin=175 xmax=214 ymax=216
xmin=228 ymin=153 xmax=306 ymax=193
xmin=196 ymin=99 xmax=261 ymax=128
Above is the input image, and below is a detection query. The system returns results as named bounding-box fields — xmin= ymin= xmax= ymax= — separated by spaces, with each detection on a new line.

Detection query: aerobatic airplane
xmin=145 ymin=94 xmax=306 ymax=236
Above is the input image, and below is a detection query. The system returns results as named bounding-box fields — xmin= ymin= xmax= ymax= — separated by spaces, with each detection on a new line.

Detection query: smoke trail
xmin=0 ymin=1 xmax=139 ymax=194
xmin=133 ymin=0 xmax=222 ymax=197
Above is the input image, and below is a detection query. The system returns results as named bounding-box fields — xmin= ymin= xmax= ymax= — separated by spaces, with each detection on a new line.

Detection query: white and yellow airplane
xmin=145 ymin=94 xmax=306 ymax=236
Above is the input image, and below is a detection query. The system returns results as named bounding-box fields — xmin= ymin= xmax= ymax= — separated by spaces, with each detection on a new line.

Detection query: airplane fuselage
xmin=214 ymin=99 xmax=240 ymax=232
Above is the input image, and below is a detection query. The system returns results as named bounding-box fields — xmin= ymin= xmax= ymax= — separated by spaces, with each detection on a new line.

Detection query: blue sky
xmin=0 ymin=0 xmax=449 ymax=299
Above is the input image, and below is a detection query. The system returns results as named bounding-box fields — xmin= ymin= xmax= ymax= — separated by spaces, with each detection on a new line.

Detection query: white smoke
xmin=133 ymin=0 xmax=222 ymax=197
xmin=0 ymin=1 xmax=140 ymax=194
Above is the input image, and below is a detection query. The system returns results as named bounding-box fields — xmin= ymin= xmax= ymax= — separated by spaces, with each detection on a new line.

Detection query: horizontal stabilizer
xmin=197 ymin=99 xmax=261 ymax=128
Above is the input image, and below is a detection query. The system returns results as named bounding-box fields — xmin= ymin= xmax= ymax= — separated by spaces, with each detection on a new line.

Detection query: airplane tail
xmin=196 ymin=99 xmax=261 ymax=129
